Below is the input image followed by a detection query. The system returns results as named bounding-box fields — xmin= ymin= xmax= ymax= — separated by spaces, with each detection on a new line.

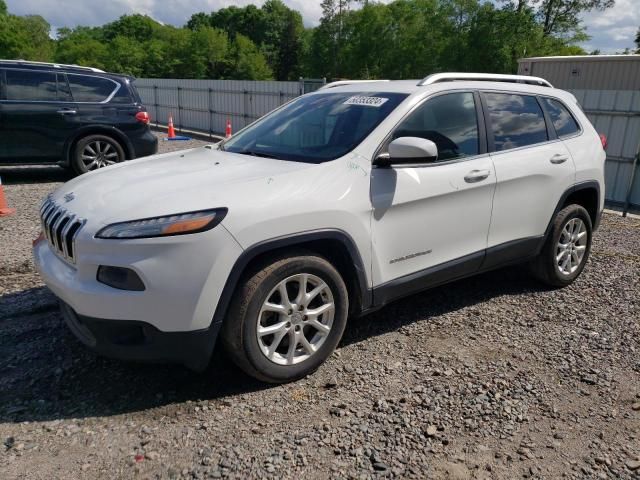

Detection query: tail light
xmin=599 ymin=133 xmax=607 ymax=150
xmin=135 ymin=111 xmax=150 ymax=124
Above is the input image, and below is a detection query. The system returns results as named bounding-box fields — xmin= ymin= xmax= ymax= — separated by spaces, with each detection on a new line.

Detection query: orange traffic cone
xmin=167 ymin=114 xmax=176 ymax=139
xmin=0 ymin=177 xmax=15 ymax=217
xmin=225 ymin=118 xmax=232 ymax=139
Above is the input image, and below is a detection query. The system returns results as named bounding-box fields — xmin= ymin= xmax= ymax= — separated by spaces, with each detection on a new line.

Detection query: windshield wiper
xmin=239 ymin=149 xmax=280 ymax=159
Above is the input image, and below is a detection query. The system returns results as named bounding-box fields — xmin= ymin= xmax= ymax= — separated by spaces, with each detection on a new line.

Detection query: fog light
xmin=97 ymin=266 xmax=145 ymax=291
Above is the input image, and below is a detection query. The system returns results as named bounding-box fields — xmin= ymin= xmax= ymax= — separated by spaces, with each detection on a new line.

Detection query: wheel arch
xmin=63 ymin=126 xmax=134 ymax=166
xmin=212 ymin=230 xmax=372 ymax=326
xmin=544 ymin=181 xmax=601 ymax=244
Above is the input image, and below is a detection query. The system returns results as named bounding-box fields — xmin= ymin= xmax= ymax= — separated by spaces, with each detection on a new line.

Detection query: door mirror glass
xmin=376 ymin=137 xmax=438 ymax=166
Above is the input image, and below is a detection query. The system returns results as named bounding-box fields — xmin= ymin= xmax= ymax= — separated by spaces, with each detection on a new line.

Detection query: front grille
xmin=39 ymin=197 xmax=85 ymax=263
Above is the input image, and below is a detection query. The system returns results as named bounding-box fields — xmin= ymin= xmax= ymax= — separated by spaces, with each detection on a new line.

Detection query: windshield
xmin=222 ymin=92 xmax=409 ymax=163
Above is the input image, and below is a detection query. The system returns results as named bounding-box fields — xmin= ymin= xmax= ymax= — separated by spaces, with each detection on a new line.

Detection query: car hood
xmin=49 ymin=147 xmax=314 ymax=225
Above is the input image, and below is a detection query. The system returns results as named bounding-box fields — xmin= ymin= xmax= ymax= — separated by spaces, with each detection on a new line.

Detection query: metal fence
xmin=571 ymin=89 xmax=640 ymax=215
xmin=134 ymin=77 xmax=326 ymax=137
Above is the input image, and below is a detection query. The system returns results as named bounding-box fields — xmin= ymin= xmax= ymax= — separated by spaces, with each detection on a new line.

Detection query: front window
xmin=222 ymin=92 xmax=408 ymax=163
xmin=384 ymin=92 xmax=480 ymax=162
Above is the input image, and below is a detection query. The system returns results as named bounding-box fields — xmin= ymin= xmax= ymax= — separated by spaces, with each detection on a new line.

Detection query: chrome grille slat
xmin=51 ymin=209 xmax=66 ymax=251
xmin=46 ymin=211 xmax=62 ymax=245
xmin=40 ymin=202 xmax=55 ymax=236
xmin=38 ymin=198 xmax=84 ymax=264
xmin=60 ymin=214 xmax=76 ymax=258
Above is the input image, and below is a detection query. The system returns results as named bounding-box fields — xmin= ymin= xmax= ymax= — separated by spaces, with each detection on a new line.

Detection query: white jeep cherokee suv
xmin=34 ymin=73 xmax=605 ymax=383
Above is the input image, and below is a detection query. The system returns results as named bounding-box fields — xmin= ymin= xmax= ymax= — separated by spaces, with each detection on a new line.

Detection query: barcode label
xmin=343 ymin=96 xmax=389 ymax=107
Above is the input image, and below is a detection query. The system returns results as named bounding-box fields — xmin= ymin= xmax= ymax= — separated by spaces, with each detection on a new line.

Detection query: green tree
xmin=187 ymin=1 xmax=304 ymax=80
xmin=230 ymin=34 xmax=273 ymax=80
xmin=185 ymin=27 xmax=230 ymax=78
xmin=635 ymin=27 xmax=640 ymax=53
xmin=538 ymin=0 xmax=614 ymax=37
xmin=54 ymin=27 xmax=110 ymax=69
xmin=0 ymin=4 xmax=54 ymax=61
xmin=102 ymin=14 xmax=162 ymax=42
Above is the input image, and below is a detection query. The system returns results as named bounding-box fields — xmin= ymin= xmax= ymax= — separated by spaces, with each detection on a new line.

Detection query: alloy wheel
xmin=82 ymin=141 xmax=119 ymax=170
xmin=256 ymin=273 xmax=335 ymax=366
xmin=556 ymin=217 xmax=588 ymax=275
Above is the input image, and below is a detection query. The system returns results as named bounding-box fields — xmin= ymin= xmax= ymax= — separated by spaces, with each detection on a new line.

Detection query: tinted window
xmin=5 ymin=69 xmax=58 ymax=101
xmin=57 ymin=74 xmax=73 ymax=102
xmin=67 ymin=74 xmax=118 ymax=102
xmin=108 ymin=82 xmax=133 ymax=104
xmin=485 ymin=93 xmax=548 ymax=151
xmin=541 ymin=97 xmax=580 ymax=137
xmin=223 ymin=92 xmax=408 ymax=163
xmin=391 ymin=92 xmax=479 ymax=161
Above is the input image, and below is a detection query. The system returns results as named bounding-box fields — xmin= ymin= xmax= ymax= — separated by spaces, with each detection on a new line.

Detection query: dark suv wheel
xmin=221 ymin=253 xmax=349 ymax=383
xmin=530 ymin=204 xmax=593 ymax=287
xmin=72 ymin=134 xmax=125 ymax=175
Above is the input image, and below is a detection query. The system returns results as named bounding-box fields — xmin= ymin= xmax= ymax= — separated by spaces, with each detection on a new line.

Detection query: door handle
xmin=464 ymin=169 xmax=491 ymax=183
xmin=56 ymin=109 xmax=77 ymax=115
xmin=550 ymin=154 xmax=568 ymax=164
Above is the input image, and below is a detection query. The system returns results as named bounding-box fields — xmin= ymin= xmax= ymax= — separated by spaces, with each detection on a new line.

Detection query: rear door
xmin=0 ymin=68 xmax=79 ymax=162
xmin=482 ymin=91 xmax=575 ymax=265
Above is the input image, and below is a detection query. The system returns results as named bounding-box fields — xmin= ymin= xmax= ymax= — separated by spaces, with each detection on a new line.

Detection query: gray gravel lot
xmin=0 ymin=136 xmax=639 ymax=479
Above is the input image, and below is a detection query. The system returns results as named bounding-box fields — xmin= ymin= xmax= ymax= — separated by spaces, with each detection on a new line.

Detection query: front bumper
xmin=59 ymin=301 xmax=219 ymax=371
xmin=33 ymin=223 xmax=242 ymax=332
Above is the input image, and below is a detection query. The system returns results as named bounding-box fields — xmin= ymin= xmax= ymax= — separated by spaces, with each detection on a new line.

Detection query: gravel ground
xmin=1 ymin=137 xmax=639 ymax=479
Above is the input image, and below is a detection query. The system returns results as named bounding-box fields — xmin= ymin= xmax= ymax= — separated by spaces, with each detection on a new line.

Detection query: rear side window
xmin=485 ymin=93 xmax=548 ymax=151
xmin=540 ymin=97 xmax=580 ymax=138
xmin=391 ymin=92 xmax=479 ymax=161
xmin=67 ymin=74 xmax=118 ymax=103
xmin=57 ymin=74 xmax=72 ymax=101
xmin=5 ymin=69 xmax=58 ymax=101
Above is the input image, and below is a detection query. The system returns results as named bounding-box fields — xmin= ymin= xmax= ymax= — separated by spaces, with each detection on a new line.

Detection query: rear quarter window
xmin=67 ymin=74 xmax=119 ymax=103
xmin=540 ymin=97 xmax=580 ymax=138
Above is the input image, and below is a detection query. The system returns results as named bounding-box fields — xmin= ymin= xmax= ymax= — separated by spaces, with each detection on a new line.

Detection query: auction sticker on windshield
xmin=343 ymin=96 xmax=389 ymax=107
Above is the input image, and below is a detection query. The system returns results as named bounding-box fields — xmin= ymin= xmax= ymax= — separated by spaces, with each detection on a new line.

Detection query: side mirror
xmin=374 ymin=137 xmax=438 ymax=167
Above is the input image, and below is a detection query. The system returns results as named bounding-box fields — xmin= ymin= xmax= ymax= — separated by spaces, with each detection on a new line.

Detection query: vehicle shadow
xmin=0 ymin=165 xmax=72 ymax=185
xmin=0 ymin=266 xmax=547 ymax=424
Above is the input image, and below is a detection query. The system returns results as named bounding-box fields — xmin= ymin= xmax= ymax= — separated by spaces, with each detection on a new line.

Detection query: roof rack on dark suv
xmin=0 ymin=59 xmax=106 ymax=73
xmin=0 ymin=60 xmax=158 ymax=175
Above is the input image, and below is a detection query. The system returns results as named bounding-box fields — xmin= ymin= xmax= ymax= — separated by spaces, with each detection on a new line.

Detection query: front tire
xmin=530 ymin=204 xmax=593 ymax=287
xmin=221 ymin=253 xmax=349 ymax=383
xmin=72 ymin=134 xmax=125 ymax=175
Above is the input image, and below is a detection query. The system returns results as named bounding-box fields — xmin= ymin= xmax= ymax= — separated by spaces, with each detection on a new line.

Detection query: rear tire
xmin=71 ymin=134 xmax=125 ymax=175
xmin=221 ymin=253 xmax=349 ymax=383
xmin=530 ymin=204 xmax=592 ymax=287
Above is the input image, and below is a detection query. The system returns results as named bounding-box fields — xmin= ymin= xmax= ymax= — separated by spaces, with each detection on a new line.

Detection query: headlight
xmin=95 ymin=208 xmax=227 ymax=239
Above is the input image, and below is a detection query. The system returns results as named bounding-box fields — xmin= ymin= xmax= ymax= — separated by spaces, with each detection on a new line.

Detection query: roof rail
xmin=0 ymin=59 xmax=105 ymax=73
xmin=318 ymin=79 xmax=390 ymax=90
xmin=418 ymin=72 xmax=553 ymax=88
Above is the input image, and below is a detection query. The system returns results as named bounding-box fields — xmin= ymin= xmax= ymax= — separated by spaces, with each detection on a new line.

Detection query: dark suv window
xmin=67 ymin=74 xmax=118 ymax=103
xmin=5 ymin=69 xmax=58 ymax=101
xmin=540 ymin=97 xmax=580 ymax=138
xmin=485 ymin=93 xmax=548 ymax=151
xmin=391 ymin=92 xmax=479 ymax=161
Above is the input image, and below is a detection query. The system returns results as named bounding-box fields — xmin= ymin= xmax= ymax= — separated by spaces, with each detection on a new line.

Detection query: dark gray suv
xmin=0 ymin=60 xmax=158 ymax=175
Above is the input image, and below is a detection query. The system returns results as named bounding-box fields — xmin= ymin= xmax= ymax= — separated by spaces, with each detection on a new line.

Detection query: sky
xmin=5 ymin=0 xmax=639 ymax=54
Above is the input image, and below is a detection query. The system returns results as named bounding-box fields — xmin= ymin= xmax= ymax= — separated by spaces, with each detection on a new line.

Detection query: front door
xmin=0 ymin=68 xmax=79 ymax=163
xmin=370 ymin=91 xmax=496 ymax=300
